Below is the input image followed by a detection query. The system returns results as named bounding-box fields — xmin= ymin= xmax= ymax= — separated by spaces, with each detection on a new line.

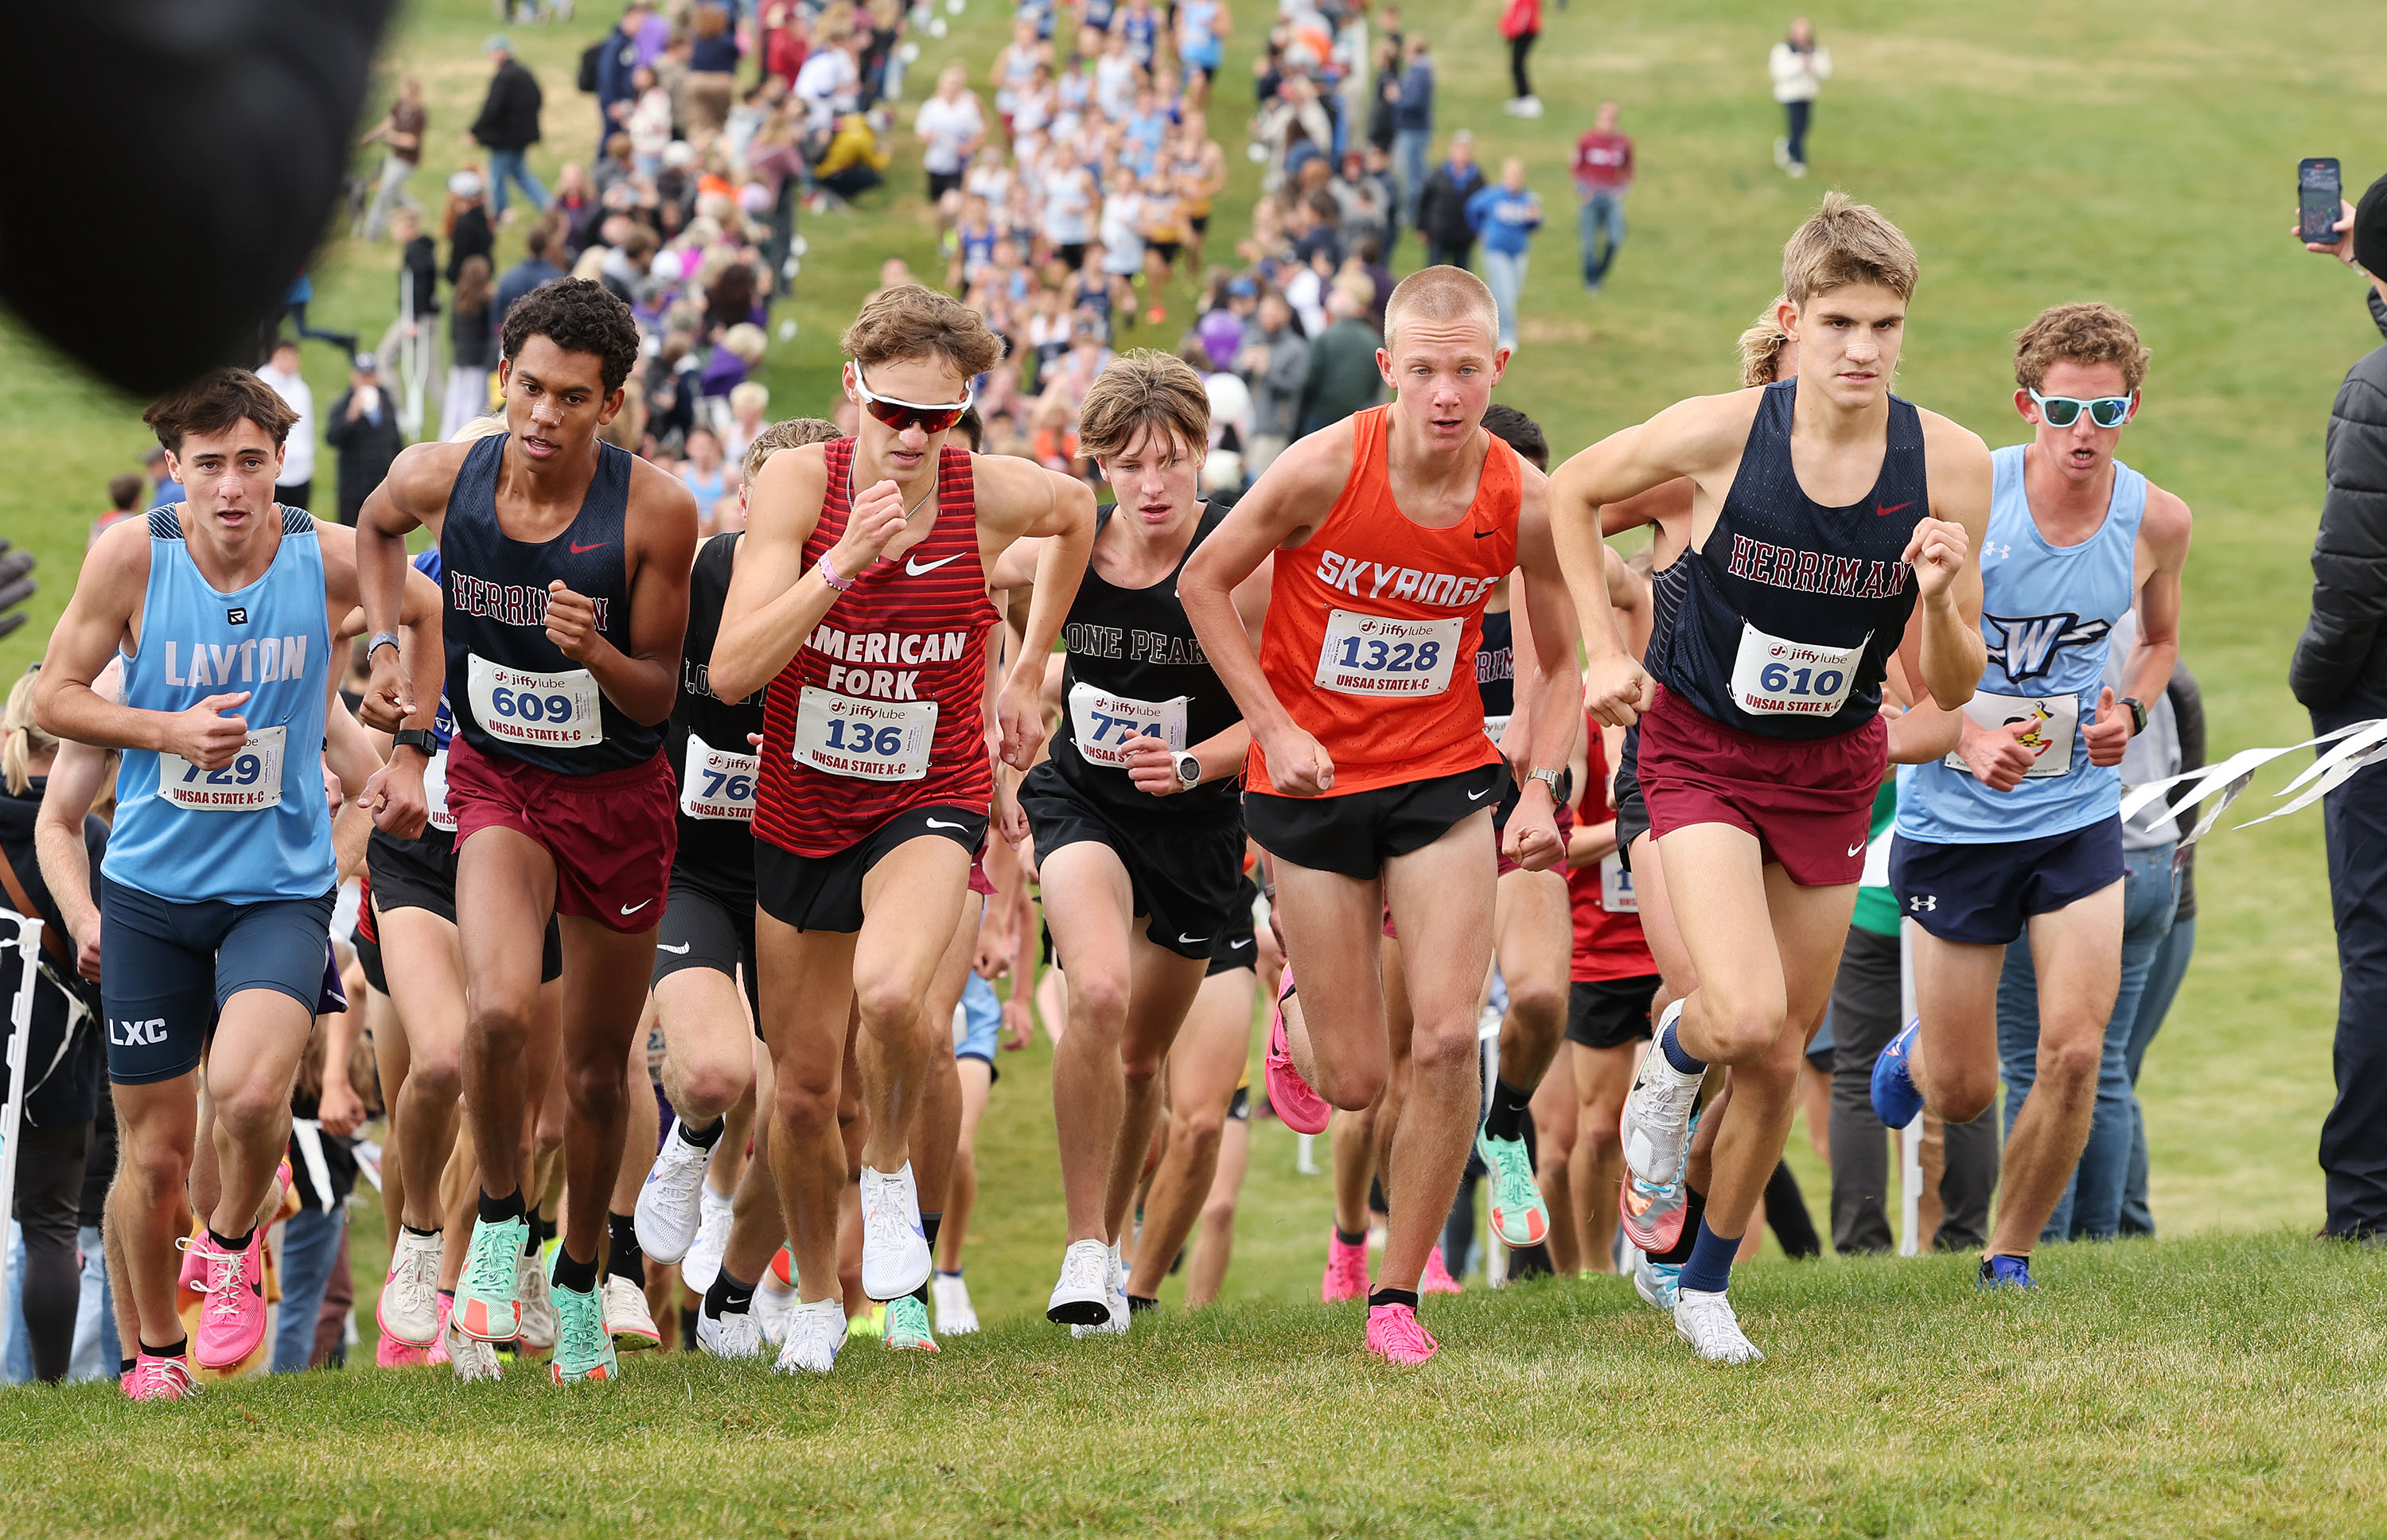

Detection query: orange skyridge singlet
xmin=1248 ymin=405 xmax=1519 ymax=798
xmin=754 ymin=439 xmax=999 ymax=856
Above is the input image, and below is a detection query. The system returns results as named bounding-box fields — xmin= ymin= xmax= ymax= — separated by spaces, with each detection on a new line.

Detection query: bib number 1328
xmin=1314 ymin=610 xmax=1462 ymax=698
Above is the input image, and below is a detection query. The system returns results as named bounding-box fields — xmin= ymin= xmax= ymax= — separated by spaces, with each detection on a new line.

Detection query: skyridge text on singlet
xmin=1313 ymin=550 xmax=1501 ymax=608
xmin=805 ymin=622 xmax=973 ymax=699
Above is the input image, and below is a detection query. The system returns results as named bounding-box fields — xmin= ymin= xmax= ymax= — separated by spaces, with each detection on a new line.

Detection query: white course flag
xmin=2116 ymin=719 xmax=2387 ymax=846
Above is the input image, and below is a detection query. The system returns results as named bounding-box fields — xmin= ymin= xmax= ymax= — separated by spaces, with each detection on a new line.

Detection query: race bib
xmin=467 ymin=654 xmax=603 ymax=749
xmin=1068 ymin=682 xmax=1186 ymax=768
xmin=1599 ymin=850 xmax=1638 ymax=914
xmin=1729 ymin=623 xmax=1867 ymax=718
xmin=681 ymin=732 xmax=760 ymax=820
xmin=1947 ymin=690 xmax=2078 ymax=780
xmin=1482 ymin=712 xmax=1512 ymax=745
xmin=159 ymin=725 xmax=286 ymax=812
xmin=792 ymin=686 xmax=936 ymax=781
xmin=422 ymin=748 xmax=458 ymax=833
xmin=1314 ymin=610 xmax=1463 ymax=698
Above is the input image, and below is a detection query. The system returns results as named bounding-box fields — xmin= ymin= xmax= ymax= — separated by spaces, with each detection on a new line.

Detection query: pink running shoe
xmin=1365 ymin=1302 xmax=1440 ymax=1366
xmin=1420 ymin=1244 xmax=1464 ymax=1295
xmin=376 ymin=1332 xmax=431 ymax=1369
xmin=1322 ymin=1228 xmax=1370 ymax=1302
xmin=123 ymin=1350 xmax=200 ymax=1402
xmin=426 ymin=1294 xmax=454 ymax=1367
xmin=186 ymin=1231 xmax=269 ymax=1369
xmin=1265 ymin=969 xmax=1332 ymax=1136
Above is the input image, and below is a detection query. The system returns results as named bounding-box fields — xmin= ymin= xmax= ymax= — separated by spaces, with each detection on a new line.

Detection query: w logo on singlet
xmin=1983 ymin=612 xmax=2111 ymax=683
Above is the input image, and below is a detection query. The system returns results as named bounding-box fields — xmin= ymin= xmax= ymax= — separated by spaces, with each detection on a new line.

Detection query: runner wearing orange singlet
xmin=1180 ymin=266 xmax=1583 ymax=1365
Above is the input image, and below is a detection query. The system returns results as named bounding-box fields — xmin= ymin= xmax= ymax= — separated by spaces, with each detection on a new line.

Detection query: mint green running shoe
xmin=454 ymin=1215 xmax=529 ymax=1342
xmin=1476 ymin=1128 xmax=1551 ymax=1248
xmin=547 ymin=1281 xmax=620 ymax=1384
xmin=883 ymin=1294 xmax=940 ymax=1352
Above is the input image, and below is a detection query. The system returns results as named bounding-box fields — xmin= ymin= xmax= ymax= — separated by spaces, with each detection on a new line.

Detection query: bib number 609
xmin=489 ymin=686 xmax=577 ymax=725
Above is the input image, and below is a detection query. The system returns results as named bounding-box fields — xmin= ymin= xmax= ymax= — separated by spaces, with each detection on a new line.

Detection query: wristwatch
xmin=391 ymin=728 xmax=439 ymax=759
xmin=367 ymin=630 xmax=401 ymax=660
xmin=1173 ymin=751 xmax=1201 ymax=791
xmin=1526 ymin=767 xmax=1565 ymax=799
xmin=2121 ymin=696 xmax=2147 ymax=737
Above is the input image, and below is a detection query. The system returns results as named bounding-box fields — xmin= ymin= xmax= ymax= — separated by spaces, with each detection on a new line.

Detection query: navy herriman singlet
xmin=1652 ymin=378 xmax=1929 ymax=741
xmin=440 ymin=433 xmax=663 ymax=775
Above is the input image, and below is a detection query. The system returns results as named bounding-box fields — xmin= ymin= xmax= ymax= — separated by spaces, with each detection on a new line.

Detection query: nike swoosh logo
xmin=1874 ymin=502 xmax=1913 ymax=518
xmin=570 ymin=540 xmax=610 ymax=554
xmin=1179 ymin=933 xmax=1208 ymax=944
xmin=1847 ymin=841 xmax=1867 ymax=858
xmin=1229 ymin=937 xmax=1252 ymax=949
xmin=925 ymin=818 xmax=968 ymax=830
xmin=620 ymin=900 xmax=652 ymax=916
xmin=1472 ymin=528 xmax=1496 ymax=539
xmin=906 ymin=553 xmax=965 ymax=576
xmin=1467 ymin=788 xmax=1493 ymax=801
xmin=656 ymin=942 xmax=691 ymax=954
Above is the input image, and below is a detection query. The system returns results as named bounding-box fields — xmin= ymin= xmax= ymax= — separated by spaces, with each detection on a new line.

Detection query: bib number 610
xmin=1758 ymin=662 xmax=1844 ymax=698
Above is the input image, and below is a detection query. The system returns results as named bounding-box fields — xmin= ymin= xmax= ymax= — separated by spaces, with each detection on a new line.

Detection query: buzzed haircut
xmin=841 ymin=283 xmax=1005 ymax=381
xmin=500 ymin=277 xmax=644 ymax=393
xmin=2011 ymin=301 xmax=2151 ymax=395
xmin=1781 ymin=191 xmax=1919 ymax=307
xmin=1738 ymin=296 xmax=1792 ymax=389
xmin=742 ymin=416 xmax=842 ymax=484
xmin=1479 ymin=404 xmax=1547 ymax=471
xmin=1076 ymin=348 xmax=1211 ymax=463
xmin=1383 ymin=265 xmax=1499 ymax=352
xmin=142 ymin=368 xmax=300 ymax=453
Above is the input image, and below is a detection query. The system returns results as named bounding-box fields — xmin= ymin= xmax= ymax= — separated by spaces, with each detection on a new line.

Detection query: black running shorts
xmin=1244 ymin=760 xmax=1508 ymax=881
xmin=1205 ymin=873 xmax=1261 ymax=977
xmin=1566 ymin=974 xmax=1661 ymax=1052
xmin=755 ymin=805 xmax=989 ymax=935
xmin=653 ymin=879 xmax=760 ymax=1029
xmin=1022 ymin=764 xmax=1246 ymax=962
xmin=367 ymin=826 xmax=563 ymax=982
xmin=1614 ymin=722 xmax=1651 ymax=869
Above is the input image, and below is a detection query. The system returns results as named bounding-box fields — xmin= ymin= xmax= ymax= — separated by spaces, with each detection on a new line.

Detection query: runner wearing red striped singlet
xmin=709 ymin=286 xmax=1094 ymax=1376
xmin=1180 ymin=266 xmax=1583 ymax=1366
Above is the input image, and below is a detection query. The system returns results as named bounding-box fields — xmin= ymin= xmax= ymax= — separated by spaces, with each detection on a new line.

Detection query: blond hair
xmin=1076 ymin=349 xmax=1211 ymax=463
xmin=3 ymin=671 xmax=58 ymax=797
xmin=1781 ymin=192 xmax=1918 ymax=306
xmin=2012 ymin=301 xmax=2151 ymax=395
xmin=742 ymin=416 xmax=843 ymax=484
xmin=840 ymin=284 xmax=1004 ymax=379
xmin=452 ymin=413 xmax=510 ymax=444
xmin=1383 ymin=265 xmax=1498 ymax=352
xmin=1738 ymin=296 xmax=1792 ymax=389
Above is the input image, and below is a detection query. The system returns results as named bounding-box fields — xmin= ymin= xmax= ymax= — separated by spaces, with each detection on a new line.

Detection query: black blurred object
xmin=0 ymin=0 xmax=398 ymax=395
xmin=0 ymin=539 xmax=33 ymax=642
xmin=2356 ymin=171 xmax=2387 ymax=278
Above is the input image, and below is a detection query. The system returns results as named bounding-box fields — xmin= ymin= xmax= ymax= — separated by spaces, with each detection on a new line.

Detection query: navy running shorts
xmin=1888 ymin=816 xmax=2124 ymax=947
xmin=100 ymin=877 xmax=337 ymax=1085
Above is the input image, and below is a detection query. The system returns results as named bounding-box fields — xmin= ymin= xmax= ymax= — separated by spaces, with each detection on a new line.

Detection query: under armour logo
xmin=1982 ymin=543 xmax=2012 ymax=562
xmin=1908 ymin=895 xmax=1937 ymax=912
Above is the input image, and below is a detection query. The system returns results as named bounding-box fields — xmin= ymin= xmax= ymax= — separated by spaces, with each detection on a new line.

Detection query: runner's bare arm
xmin=1180 ymin=422 xmax=1355 ymax=794
xmin=33 ymin=659 xmax=119 ymax=982
xmin=1505 ymin=479 xmax=1584 ymax=873
xmin=1898 ymin=414 xmax=1992 ymax=710
xmin=1121 ymin=554 xmax=1270 ymax=796
xmin=981 ymin=458 xmax=1096 ymax=769
xmin=318 ymin=517 xmax=446 ymax=737
xmin=544 ymin=461 xmax=699 ymax=726
xmin=1880 ymin=652 xmax=1963 ymax=765
xmin=1597 ymin=476 xmax=1693 ymax=542
xmin=711 ymin=445 xmax=904 ymax=702
xmin=2089 ymin=485 xmax=2193 ymax=766
xmin=984 ymin=536 xmax=1044 ymax=590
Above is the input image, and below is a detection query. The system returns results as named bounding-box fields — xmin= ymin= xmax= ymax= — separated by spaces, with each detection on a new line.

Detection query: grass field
xmin=6 ymin=0 xmax=2387 ymax=1525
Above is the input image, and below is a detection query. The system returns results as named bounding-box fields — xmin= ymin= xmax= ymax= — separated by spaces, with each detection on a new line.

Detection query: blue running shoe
xmin=1977 ymin=1254 xmax=2037 ymax=1290
xmin=1632 ymin=1247 xmax=1681 ymax=1312
xmin=1871 ymin=1017 xmax=1926 ymax=1129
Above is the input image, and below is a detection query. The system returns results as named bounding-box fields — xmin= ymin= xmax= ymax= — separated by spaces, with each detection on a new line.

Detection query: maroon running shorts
xmin=1637 ymin=683 xmax=1885 ymax=889
xmin=446 ymin=736 xmax=679 ymax=932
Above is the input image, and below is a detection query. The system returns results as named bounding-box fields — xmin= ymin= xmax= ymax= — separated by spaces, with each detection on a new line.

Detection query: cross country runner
xmin=1872 ymin=301 xmax=2190 ymax=1288
xmin=709 ymin=284 xmax=1093 ymax=1375
xmin=357 ymin=278 xmax=701 ymax=1386
xmin=34 ymin=368 xmax=440 ymax=1399
xmin=1180 ymin=265 xmax=1583 ymax=1366
xmin=1550 ymin=194 xmax=1991 ymax=1362
xmin=983 ymin=349 xmax=1270 ymax=1335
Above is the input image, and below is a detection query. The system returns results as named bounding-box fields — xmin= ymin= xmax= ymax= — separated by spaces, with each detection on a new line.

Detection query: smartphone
xmin=2299 ymin=158 xmax=2342 ymax=245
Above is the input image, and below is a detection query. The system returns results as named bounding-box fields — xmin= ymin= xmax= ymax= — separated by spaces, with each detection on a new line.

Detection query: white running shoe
xmin=1674 ymin=1287 xmax=1764 ymax=1364
xmin=695 ymin=1302 xmax=765 ymax=1360
xmin=602 ymin=1274 xmax=662 ymax=1351
xmin=859 ymin=1161 xmax=932 ymax=1301
xmin=1046 ymin=1238 xmax=1112 ymax=1327
xmin=1073 ymin=1241 xmax=1130 ymax=1339
xmin=681 ymin=1187 xmax=735 ymax=1294
xmin=634 ymin=1120 xmax=715 ymax=1265
xmin=445 ymin=1311 xmax=503 ymax=1384
xmin=376 ymin=1228 xmax=444 ymax=1347
xmin=516 ymin=1251 xmax=558 ymax=1351
xmin=756 ymin=1276 xmax=799 ymax=1347
xmin=931 ymin=1274 xmax=979 ymax=1336
xmin=1620 ymin=1002 xmax=1704 ymax=1186
xmin=773 ymin=1297 xmax=845 ymax=1375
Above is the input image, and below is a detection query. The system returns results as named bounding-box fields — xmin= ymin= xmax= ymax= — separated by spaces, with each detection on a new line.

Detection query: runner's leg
xmin=1991 ymin=882 xmax=2124 ymax=1255
xmin=1570 ymin=1039 xmax=1636 ymax=1271
xmin=1186 ymin=1110 xmax=1250 ymax=1306
xmin=454 ymin=827 xmax=557 ymax=1214
xmin=757 ymin=916 xmax=861 ymax=1305
xmin=1529 ymin=1050 xmax=1582 ymax=1273
xmin=1126 ymin=964 xmax=1254 ymax=1300
xmin=853 ymin=838 xmax=973 ymax=1189
xmin=379 ymin=905 xmax=469 ymax=1231
xmin=107 ymin=1079 xmax=199 ymax=1350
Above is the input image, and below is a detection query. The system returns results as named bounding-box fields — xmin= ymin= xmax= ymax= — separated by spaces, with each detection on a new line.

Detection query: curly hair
xmin=500 ymin=277 xmax=643 ymax=394
xmin=2012 ymin=301 xmax=2150 ymax=395
xmin=839 ymin=284 xmax=1004 ymax=379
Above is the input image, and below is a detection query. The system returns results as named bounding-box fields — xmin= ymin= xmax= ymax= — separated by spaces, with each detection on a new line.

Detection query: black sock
xmin=206 ymin=1225 xmax=255 ymax=1254
xmin=1484 ymin=1077 xmax=1534 ymax=1141
xmin=1126 ymin=1293 xmax=1158 ymax=1313
xmin=606 ymin=1211 xmax=645 ymax=1285
xmin=1333 ymin=1226 xmax=1368 ymax=1248
xmin=400 ymin=1223 xmax=442 ymax=1240
xmin=551 ymin=1244 xmax=600 ymax=1295
xmin=1650 ymin=1186 xmax=1707 ymax=1266
xmin=535 ymin=1211 xmax=558 ymax=1247
xmin=521 ymin=1208 xmax=543 ymax=1258
xmin=438 ymin=1287 xmax=455 ymax=1305
xmin=1764 ymin=1160 xmax=1822 ymax=1260
xmin=119 ymin=1355 xmax=137 ymax=1377
xmin=1368 ymin=1287 xmax=1419 ymax=1312
xmin=1508 ymin=1241 xmax=1554 ymax=1280
xmin=707 ymin=1268 xmax=757 ymax=1317
xmin=678 ymin=1115 xmax=726 ymax=1150
xmin=140 ymin=1336 xmax=189 ymax=1360
xmin=910 ymin=1212 xmax=944 ymax=1306
xmin=478 ymin=1187 xmax=526 ymax=1227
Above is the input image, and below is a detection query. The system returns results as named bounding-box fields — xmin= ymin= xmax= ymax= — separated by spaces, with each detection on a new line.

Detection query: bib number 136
xmin=792 ymin=686 xmax=936 ymax=781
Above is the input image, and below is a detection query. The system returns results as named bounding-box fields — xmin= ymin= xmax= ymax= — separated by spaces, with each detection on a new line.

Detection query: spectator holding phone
xmin=1769 ymin=18 xmax=1830 ymax=179
xmin=2292 ymin=174 xmax=2387 ymax=1243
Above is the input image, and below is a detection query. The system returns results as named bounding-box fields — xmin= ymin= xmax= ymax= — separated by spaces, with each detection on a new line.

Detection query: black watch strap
xmin=392 ymin=728 xmax=439 ymax=756
xmin=2122 ymin=696 xmax=2147 ymax=737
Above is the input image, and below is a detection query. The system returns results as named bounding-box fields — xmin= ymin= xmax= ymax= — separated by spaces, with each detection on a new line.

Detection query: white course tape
xmin=2116 ymin=718 xmax=2387 ymax=849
